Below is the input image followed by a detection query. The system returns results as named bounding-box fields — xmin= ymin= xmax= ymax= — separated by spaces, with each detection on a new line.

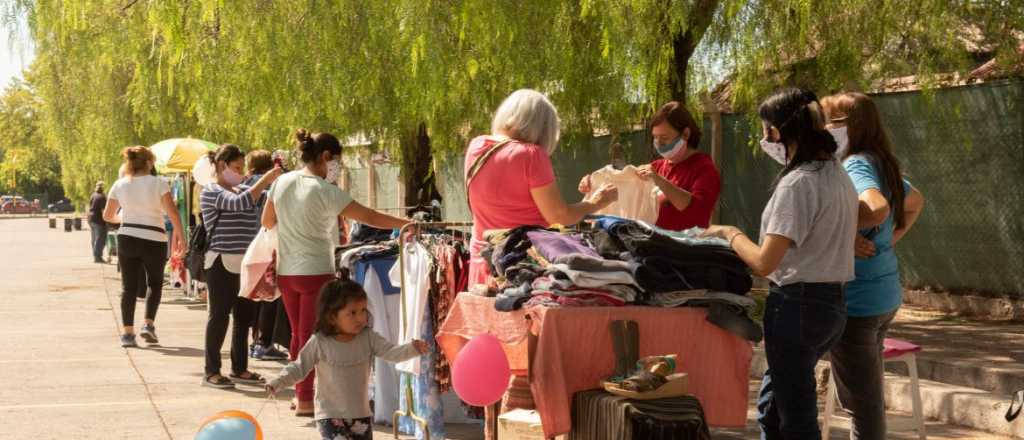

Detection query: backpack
xmin=187 ymin=213 xmax=219 ymax=282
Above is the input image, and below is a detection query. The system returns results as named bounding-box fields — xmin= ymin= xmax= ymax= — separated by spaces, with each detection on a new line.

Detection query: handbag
xmin=186 ymin=212 xmax=219 ymax=283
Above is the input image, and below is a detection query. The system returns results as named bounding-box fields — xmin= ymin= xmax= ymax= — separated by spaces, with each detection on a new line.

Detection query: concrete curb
xmin=884 ymin=375 xmax=1024 ymax=438
xmin=887 ymin=356 xmax=1024 ymax=397
xmin=903 ymin=290 xmax=1024 ymax=320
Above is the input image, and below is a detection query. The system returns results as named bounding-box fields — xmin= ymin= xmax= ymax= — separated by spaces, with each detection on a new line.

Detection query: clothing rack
xmin=392 ymin=221 xmax=473 ymax=440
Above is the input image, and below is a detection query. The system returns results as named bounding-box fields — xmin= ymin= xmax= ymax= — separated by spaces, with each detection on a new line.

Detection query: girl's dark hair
xmin=313 ymin=270 xmax=369 ymax=336
xmin=207 ymin=144 xmax=246 ymax=168
xmin=650 ymin=101 xmax=702 ymax=147
xmin=294 ymin=128 xmax=342 ymax=164
xmin=759 ymin=87 xmax=838 ymax=185
xmin=821 ymin=92 xmax=907 ymax=228
xmin=121 ymin=146 xmax=156 ymax=175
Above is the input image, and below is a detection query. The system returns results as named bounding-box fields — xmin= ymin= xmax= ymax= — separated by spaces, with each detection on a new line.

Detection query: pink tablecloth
xmin=435 ymin=295 xmax=753 ymax=438
xmin=527 ymin=306 xmax=752 ymax=437
xmin=436 ymin=294 xmax=531 ymax=374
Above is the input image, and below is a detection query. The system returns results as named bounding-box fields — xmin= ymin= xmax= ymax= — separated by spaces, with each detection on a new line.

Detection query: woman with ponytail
xmin=103 ymin=146 xmax=186 ymax=348
xmin=703 ymin=87 xmax=859 ymax=439
xmin=199 ymin=144 xmax=282 ymax=389
xmin=821 ymin=92 xmax=925 ymax=439
xmin=261 ymin=129 xmax=410 ymax=416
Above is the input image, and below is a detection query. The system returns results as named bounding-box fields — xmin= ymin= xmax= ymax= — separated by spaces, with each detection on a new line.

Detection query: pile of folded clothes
xmin=592 ymin=217 xmax=753 ymax=296
xmin=480 ymin=226 xmax=641 ymax=311
xmin=475 ymin=218 xmax=763 ymax=342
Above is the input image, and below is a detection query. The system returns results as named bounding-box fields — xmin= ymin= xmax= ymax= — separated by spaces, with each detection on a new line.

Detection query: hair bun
xmin=294 ymin=128 xmax=313 ymax=151
xmin=801 ymin=90 xmax=819 ymax=106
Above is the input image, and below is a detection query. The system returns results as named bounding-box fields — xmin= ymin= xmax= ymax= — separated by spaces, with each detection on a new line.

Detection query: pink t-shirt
xmin=465 ymin=136 xmax=555 ymax=284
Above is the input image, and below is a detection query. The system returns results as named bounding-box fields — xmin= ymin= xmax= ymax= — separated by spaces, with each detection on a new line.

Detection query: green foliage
xmin=0 ymin=78 xmax=61 ymax=199
xmin=1 ymin=0 xmax=1021 ymax=207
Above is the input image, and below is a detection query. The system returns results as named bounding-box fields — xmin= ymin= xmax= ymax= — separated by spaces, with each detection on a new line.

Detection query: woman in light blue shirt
xmin=821 ymin=92 xmax=926 ymax=440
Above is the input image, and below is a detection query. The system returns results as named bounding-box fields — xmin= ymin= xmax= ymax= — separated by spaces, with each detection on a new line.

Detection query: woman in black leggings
xmin=103 ymin=146 xmax=185 ymax=348
xmin=199 ymin=145 xmax=282 ymax=388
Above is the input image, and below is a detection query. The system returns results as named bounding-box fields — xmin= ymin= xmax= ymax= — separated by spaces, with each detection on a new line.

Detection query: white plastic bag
xmin=239 ymin=227 xmax=280 ymax=301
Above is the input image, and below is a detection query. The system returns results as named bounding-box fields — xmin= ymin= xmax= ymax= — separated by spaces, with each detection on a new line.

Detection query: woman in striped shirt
xmin=199 ymin=144 xmax=283 ymax=389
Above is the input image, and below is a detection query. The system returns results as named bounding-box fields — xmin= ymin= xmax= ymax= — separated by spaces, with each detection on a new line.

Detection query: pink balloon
xmin=452 ymin=334 xmax=511 ymax=406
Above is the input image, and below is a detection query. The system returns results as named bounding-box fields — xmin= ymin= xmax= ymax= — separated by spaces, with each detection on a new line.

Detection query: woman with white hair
xmin=465 ymin=89 xmax=618 ymax=284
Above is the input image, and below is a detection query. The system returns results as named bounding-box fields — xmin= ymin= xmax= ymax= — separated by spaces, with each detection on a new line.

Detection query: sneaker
xmin=120 ymin=334 xmax=137 ymax=348
xmin=139 ymin=324 xmax=158 ymax=344
xmin=252 ymin=343 xmax=288 ymax=361
xmin=201 ymin=374 xmax=235 ymax=389
xmin=262 ymin=346 xmax=289 ymax=361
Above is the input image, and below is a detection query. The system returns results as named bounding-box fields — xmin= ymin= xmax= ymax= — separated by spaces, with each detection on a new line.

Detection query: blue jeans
xmin=89 ymin=222 xmax=108 ymax=261
xmin=757 ymin=282 xmax=847 ymax=440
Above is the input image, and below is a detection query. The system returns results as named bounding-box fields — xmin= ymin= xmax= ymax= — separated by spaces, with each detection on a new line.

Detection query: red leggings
xmin=278 ymin=274 xmax=334 ymax=402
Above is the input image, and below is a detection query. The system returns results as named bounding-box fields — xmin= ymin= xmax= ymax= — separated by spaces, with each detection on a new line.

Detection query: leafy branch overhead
xmin=0 ymin=0 xmax=1020 ymax=205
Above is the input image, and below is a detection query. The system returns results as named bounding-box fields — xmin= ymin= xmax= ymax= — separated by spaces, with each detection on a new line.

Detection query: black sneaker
xmin=139 ymin=324 xmax=158 ymax=344
xmin=252 ymin=343 xmax=288 ymax=361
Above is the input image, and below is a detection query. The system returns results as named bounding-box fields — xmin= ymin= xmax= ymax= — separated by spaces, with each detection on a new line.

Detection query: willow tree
xmin=0 ymin=78 xmax=61 ymax=198
xmin=4 ymin=0 xmax=1022 ymax=206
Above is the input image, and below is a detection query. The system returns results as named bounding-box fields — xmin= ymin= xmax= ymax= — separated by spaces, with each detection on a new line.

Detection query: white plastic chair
xmin=823 ymin=338 xmax=926 ymax=440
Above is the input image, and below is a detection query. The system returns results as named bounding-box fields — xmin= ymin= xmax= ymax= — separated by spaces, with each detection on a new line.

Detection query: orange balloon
xmin=197 ymin=410 xmax=263 ymax=440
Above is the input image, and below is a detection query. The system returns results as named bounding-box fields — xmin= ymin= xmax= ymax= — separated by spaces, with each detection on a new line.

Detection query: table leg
xmin=485 ymin=402 xmax=499 ymax=440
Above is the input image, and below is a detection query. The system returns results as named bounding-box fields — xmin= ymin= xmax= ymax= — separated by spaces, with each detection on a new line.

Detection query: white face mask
xmin=759 ymin=138 xmax=788 ymax=165
xmin=828 ymin=126 xmax=850 ymax=159
xmin=325 ymin=159 xmax=341 ymax=184
xmin=221 ymin=167 xmax=244 ymax=187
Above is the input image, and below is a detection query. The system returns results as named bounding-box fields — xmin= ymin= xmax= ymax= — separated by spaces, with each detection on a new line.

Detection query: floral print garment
xmin=317 ymin=417 xmax=373 ymax=440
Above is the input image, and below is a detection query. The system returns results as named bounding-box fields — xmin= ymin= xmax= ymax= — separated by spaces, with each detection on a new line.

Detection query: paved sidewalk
xmin=0 ymin=218 xmax=481 ymax=439
xmin=0 ymin=217 xmax=1014 ymax=439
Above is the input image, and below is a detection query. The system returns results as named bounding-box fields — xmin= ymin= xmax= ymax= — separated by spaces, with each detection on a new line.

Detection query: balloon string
xmin=255 ymin=393 xmax=282 ymax=425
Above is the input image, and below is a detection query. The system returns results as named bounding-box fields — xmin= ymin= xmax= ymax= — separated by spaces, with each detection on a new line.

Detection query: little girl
xmin=267 ymin=274 xmax=427 ymax=439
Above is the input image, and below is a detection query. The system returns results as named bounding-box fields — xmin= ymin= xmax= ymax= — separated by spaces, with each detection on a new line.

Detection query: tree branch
xmin=121 ymin=0 xmax=139 ymax=14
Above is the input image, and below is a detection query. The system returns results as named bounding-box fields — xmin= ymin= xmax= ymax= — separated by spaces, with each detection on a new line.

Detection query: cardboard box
xmin=498 ymin=409 xmax=545 ymax=440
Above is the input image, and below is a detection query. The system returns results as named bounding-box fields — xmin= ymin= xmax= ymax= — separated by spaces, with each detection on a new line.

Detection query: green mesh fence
xmin=349 ymin=81 xmax=1024 ymax=296
xmin=716 ymin=80 xmax=1024 ymax=296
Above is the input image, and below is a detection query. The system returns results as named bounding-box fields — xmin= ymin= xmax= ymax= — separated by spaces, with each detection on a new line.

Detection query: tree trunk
xmin=667 ymin=0 xmax=720 ymax=103
xmin=401 ymin=122 xmax=442 ymax=212
xmin=670 ymin=29 xmax=697 ymax=103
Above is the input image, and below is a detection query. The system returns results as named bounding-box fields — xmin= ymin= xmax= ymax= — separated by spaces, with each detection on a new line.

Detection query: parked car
xmin=1 ymin=199 xmax=40 ymax=214
xmin=48 ymin=199 xmax=75 ymax=213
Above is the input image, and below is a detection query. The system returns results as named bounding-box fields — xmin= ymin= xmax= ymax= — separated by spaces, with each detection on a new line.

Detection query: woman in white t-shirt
xmin=103 ymin=146 xmax=186 ymax=348
xmin=261 ymin=129 xmax=410 ymax=416
xmin=704 ymin=88 xmax=858 ymax=440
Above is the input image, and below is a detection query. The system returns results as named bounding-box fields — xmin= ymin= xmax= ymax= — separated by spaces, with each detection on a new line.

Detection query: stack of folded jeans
xmin=594 ymin=219 xmax=752 ymax=296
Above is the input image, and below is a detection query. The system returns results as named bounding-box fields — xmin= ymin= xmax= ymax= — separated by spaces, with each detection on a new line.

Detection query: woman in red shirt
xmin=580 ymin=101 xmax=722 ymax=230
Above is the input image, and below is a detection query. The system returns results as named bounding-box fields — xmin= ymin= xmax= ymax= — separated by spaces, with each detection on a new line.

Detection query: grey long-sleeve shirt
xmin=268 ymin=330 xmax=420 ymax=420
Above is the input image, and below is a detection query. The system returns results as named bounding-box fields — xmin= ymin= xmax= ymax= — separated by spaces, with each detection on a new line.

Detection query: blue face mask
xmin=654 ymin=137 xmax=686 ymax=161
